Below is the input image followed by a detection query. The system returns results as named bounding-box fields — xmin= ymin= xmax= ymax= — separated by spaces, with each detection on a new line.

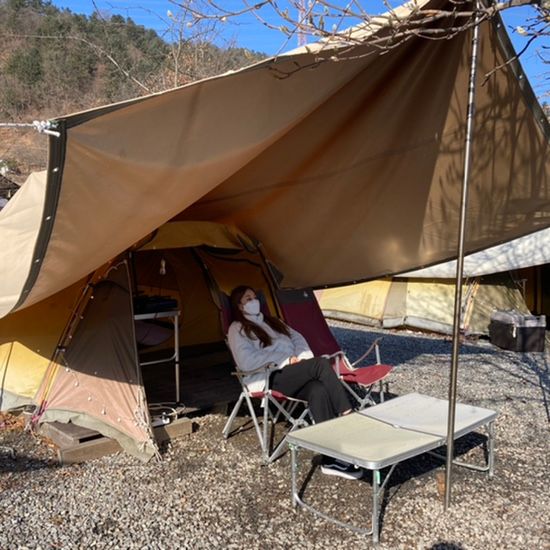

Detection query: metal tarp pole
xmin=444 ymin=2 xmax=481 ymax=510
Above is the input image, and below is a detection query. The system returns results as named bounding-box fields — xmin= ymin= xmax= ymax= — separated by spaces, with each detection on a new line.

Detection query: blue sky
xmin=51 ymin=0 xmax=549 ymax=100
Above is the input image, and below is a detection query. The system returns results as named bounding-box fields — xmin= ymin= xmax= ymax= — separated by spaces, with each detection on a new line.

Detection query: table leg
xmin=288 ymin=448 xmax=387 ymax=539
xmin=487 ymin=421 xmax=495 ymax=478
xmin=174 ymin=314 xmax=180 ymax=403
xmin=291 ymin=445 xmax=298 ymax=509
xmin=372 ymin=469 xmax=380 ymax=544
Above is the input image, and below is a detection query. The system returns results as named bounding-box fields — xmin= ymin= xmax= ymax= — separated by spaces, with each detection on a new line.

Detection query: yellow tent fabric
xmin=138 ymin=221 xmax=254 ymax=252
xmin=317 ymin=274 xmax=529 ymax=335
xmin=0 ymin=279 xmax=83 ymax=409
xmin=316 ymin=280 xmax=393 ymax=324
xmin=195 ymin=248 xmax=279 ymax=316
xmin=135 ymin=248 xmax=224 ymax=346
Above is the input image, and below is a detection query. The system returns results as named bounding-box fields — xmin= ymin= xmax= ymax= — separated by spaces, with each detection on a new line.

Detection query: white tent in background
xmin=318 ymin=228 xmax=550 ymax=336
xmin=404 ymin=227 xmax=550 ymax=278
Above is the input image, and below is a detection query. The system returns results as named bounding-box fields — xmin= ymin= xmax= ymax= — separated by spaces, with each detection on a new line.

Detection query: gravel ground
xmin=1 ymin=321 xmax=549 ymax=549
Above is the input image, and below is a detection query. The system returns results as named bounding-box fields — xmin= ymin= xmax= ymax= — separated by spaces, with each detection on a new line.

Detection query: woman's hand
xmin=289 ymin=356 xmax=300 ymax=364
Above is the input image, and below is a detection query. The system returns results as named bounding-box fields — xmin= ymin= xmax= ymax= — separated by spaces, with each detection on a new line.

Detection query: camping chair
xmin=218 ymin=292 xmax=312 ymax=464
xmin=276 ymin=289 xmax=393 ymax=409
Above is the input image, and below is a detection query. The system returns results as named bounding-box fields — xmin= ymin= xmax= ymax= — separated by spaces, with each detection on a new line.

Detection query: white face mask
xmin=243 ymin=299 xmax=261 ymax=316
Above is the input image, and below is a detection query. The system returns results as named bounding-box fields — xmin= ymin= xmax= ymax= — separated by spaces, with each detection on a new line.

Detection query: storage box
xmin=489 ymin=310 xmax=546 ymax=352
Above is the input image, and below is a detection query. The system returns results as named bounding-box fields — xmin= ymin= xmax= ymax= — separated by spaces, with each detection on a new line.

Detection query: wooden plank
xmin=57 ymin=417 xmax=193 ymax=464
xmin=154 ymin=417 xmax=193 ymax=443
xmin=40 ymin=421 xmax=101 ymax=448
xmin=58 ymin=436 xmax=122 ymax=464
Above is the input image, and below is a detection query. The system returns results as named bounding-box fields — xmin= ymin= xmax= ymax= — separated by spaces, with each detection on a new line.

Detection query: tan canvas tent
xmin=1 ymin=0 xmax=550 ymax=458
xmin=0 ymin=220 xmax=282 ymax=458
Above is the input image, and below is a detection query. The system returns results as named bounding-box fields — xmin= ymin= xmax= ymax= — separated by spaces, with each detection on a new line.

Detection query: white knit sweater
xmin=227 ymin=312 xmax=314 ymax=392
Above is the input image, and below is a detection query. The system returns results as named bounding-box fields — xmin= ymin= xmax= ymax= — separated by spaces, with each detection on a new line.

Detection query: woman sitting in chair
xmin=227 ymin=285 xmax=361 ymax=479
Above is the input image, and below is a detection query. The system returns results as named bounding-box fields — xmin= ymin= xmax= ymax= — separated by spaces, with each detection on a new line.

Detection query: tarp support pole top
xmin=445 ymin=1 xmax=482 ymax=511
xmin=0 ymin=121 xmax=60 ymax=137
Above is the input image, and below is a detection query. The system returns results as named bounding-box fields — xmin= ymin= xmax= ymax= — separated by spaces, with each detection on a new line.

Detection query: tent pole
xmin=445 ymin=3 xmax=481 ymax=511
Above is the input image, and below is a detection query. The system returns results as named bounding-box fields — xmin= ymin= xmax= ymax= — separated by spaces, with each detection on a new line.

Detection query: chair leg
xmin=341 ymin=380 xmax=375 ymax=410
xmin=223 ymin=392 xmax=269 ymax=458
xmin=282 ymin=401 xmax=299 ymax=422
xmin=262 ymin=396 xmax=271 ymax=463
xmin=224 ymin=390 xmax=311 ymax=464
xmin=222 ymin=393 xmax=245 ymax=438
xmin=265 ymin=403 xmax=311 ymax=463
xmin=241 ymin=392 xmax=267 ymax=457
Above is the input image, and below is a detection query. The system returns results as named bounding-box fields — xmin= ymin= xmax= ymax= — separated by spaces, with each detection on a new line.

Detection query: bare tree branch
xmin=178 ymin=0 xmax=546 ymax=52
xmin=170 ymin=0 xmax=548 ymax=100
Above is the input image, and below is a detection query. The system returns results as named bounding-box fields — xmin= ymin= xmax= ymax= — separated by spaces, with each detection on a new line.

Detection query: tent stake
xmin=445 ymin=3 xmax=481 ymax=511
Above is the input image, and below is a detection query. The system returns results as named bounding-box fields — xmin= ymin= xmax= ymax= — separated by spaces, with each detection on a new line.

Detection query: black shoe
xmin=320 ymin=458 xmax=363 ymax=480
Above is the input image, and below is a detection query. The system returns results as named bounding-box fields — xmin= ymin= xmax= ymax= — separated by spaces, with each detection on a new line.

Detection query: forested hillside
xmin=0 ymin=0 xmax=266 ymax=178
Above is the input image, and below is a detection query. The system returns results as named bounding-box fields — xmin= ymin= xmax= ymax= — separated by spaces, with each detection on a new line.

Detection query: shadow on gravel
xmin=331 ymin=324 xmax=550 ymax=420
xmin=469 ymin=352 xmax=550 ymax=422
xmin=0 ymin=451 xmax=59 ymax=475
xmin=329 ymin=325 xmax=493 ymax=366
xmin=374 ymin=432 xmax=489 ymax=524
xmin=298 ymin=432 xmax=489 ymax=537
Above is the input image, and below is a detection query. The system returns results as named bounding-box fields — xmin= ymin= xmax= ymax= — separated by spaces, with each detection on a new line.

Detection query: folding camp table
xmin=134 ymin=309 xmax=181 ymax=403
xmin=287 ymin=393 xmax=497 ymax=543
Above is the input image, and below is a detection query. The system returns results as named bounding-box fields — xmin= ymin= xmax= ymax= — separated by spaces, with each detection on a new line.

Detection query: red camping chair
xmin=219 ymin=292 xmax=311 ymax=464
xmin=276 ymin=289 xmax=393 ymax=409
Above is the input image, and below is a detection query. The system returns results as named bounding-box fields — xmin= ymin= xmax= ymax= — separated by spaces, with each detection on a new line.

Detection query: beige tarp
xmin=1 ymin=0 xmax=549 ymax=321
xmin=404 ymin=226 xmax=550 ymax=278
xmin=0 ymin=172 xmax=47 ymax=316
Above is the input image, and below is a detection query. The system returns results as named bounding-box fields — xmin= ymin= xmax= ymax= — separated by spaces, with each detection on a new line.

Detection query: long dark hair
xmin=230 ymin=286 xmax=290 ymax=347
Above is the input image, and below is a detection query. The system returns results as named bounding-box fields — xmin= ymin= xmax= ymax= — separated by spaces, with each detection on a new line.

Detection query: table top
xmin=361 ymin=393 xmax=497 ymax=439
xmin=286 ymin=393 xmax=497 ymax=470
xmin=287 ymin=413 xmax=442 ymax=469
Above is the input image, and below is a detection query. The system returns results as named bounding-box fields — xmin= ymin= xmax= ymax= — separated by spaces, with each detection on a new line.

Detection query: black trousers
xmin=270 ymin=356 xmax=352 ymax=423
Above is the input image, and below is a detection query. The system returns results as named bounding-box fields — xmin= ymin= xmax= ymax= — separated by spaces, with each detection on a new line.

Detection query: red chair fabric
xmin=276 ymin=288 xmax=393 ymax=408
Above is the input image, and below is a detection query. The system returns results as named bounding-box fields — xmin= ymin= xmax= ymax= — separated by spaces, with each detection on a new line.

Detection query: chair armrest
xmin=230 ymin=362 xmax=277 ymax=375
xmin=244 ymin=362 xmax=278 ymax=375
xmin=231 ymin=362 xmax=278 ymax=382
xmin=350 ymin=337 xmax=383 ymax=368
xmin=231 ymin=362 xmax=279 ymax=395
xmin=324 ymin=352 xmax=349 ymax=376
xmin=322 ymin=351 xmax=345 ymax=360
